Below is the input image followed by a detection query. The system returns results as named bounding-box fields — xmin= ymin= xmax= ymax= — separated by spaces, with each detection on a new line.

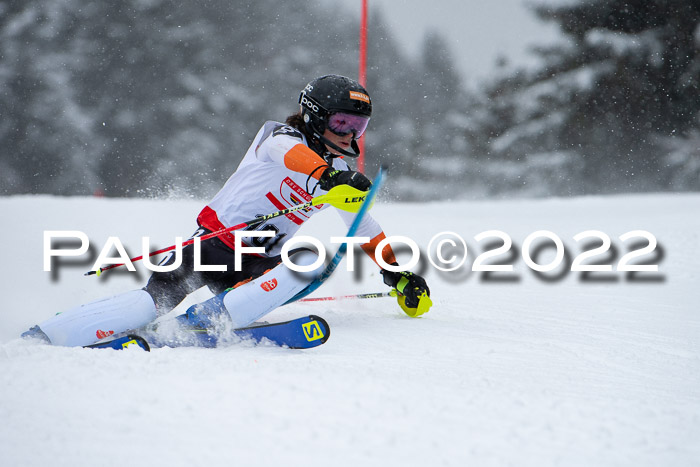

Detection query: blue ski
xmin=85 ymin=334 xmax=151 ymax=351
xmin=162 ymin=314 xmax=330 ymax=349
xmin=85 ymin=315 xmax=330 ymax=350
xmin=231 ymin=314 xmax=330 ymax=349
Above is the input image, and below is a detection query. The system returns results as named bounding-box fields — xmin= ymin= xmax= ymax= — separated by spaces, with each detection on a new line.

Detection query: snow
xmin=1 ymin=193 xmax=699 ymax=466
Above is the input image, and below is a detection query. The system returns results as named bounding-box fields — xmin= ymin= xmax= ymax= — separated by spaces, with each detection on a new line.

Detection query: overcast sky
xmin=351 ymin=0 xmax=569 ymax=88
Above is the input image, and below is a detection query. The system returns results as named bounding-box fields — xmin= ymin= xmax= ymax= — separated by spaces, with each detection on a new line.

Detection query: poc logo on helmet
xmin=300 ymin=95 xmax=319 ymax=113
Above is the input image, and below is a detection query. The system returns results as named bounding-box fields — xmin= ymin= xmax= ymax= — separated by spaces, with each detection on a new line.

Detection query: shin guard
xmin=223 ymin=251 xmax=320 ymax=328
xmin=39 ymin=290 xmax=157 ymax=347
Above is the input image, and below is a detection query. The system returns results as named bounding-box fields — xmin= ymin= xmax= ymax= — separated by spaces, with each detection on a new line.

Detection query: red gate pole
xmin=358 ymin=0 xmax=368 ymax=173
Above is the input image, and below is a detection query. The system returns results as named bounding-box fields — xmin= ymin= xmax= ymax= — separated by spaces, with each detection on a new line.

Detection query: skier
xmin=23 ymin=74 xmax=431 ymax=347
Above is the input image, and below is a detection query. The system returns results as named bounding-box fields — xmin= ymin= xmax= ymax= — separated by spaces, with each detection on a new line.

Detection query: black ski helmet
xmin=299 ymin=74 xmax=372 ymax=157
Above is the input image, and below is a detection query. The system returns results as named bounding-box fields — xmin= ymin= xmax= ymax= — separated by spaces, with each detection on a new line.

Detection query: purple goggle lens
xmin=327 ymin=112 xmax=370 ymax=138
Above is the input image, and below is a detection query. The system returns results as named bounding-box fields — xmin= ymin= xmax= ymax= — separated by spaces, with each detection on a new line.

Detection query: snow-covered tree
xmin=0 ymin=0 xmax=471 ymax=198
xmin=469 ymin=0 xmax=700 ymax=194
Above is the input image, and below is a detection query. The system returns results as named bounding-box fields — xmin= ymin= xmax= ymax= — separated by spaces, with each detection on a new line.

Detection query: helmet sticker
xmin=349 ymin=91 xmax=370 ymax=104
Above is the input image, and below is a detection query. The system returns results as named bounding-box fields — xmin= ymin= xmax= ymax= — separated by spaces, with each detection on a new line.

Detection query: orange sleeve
xmin=284 ymin=144 xmax=328 ymax=179
xmin=361 ymin=232 xmax=397 ymax=267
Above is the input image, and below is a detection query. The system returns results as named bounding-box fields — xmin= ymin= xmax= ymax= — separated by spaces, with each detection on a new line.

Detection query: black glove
xmin=381 ymin=266 xmax=430 ymax=309
xmin=318 ymin=167 xmax=372 ymax=192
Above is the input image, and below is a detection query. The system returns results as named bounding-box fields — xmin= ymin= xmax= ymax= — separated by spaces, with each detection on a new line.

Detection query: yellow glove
xmin=395 ymin=290 xmax=432 ymax=318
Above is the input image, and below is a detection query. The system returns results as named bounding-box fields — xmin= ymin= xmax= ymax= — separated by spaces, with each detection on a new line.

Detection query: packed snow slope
xmin=1 ymin=193 xmax=698 ymax=467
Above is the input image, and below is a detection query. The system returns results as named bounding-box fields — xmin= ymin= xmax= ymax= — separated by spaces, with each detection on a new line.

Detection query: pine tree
xmin=471 ymin=0 xmax=700 ymax=194
xmin=0 ymin=0 xmax=469 ymax=198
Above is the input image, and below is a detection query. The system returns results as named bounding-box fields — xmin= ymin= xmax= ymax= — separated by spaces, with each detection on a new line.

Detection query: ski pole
xmin=298 ymin=290 xmax=398 ymax=302
xmin=287 ymin=166 xmax=386 ymax=303
xmin=300 ymin=289 xmax=431 ymax=319
xmin=85 ymin=184 xmax=369 ymax=276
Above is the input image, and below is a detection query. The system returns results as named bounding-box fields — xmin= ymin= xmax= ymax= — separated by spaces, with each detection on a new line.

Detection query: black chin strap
xmin=316 ymin=133 xmax=361 ymax=158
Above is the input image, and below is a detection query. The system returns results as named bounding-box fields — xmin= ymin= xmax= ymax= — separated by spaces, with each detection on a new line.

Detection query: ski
xmin=232 ymin=314 xmax=330 ymax=349
xmin=85 ymin=315 xmax=330 ymax=350
xmin=161 ymin=314 xmax=330 ymax=349
xmin=85 ymin=334 xmax=151 ymax=351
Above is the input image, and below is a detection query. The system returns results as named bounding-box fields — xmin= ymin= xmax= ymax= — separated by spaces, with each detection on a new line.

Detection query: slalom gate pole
xmin=85 ymin=185 xmax=369 ymax=276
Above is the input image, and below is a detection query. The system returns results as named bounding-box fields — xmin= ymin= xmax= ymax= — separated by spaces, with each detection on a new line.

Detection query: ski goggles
xmin=327 ymin=112 xmax=370 ymax=138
